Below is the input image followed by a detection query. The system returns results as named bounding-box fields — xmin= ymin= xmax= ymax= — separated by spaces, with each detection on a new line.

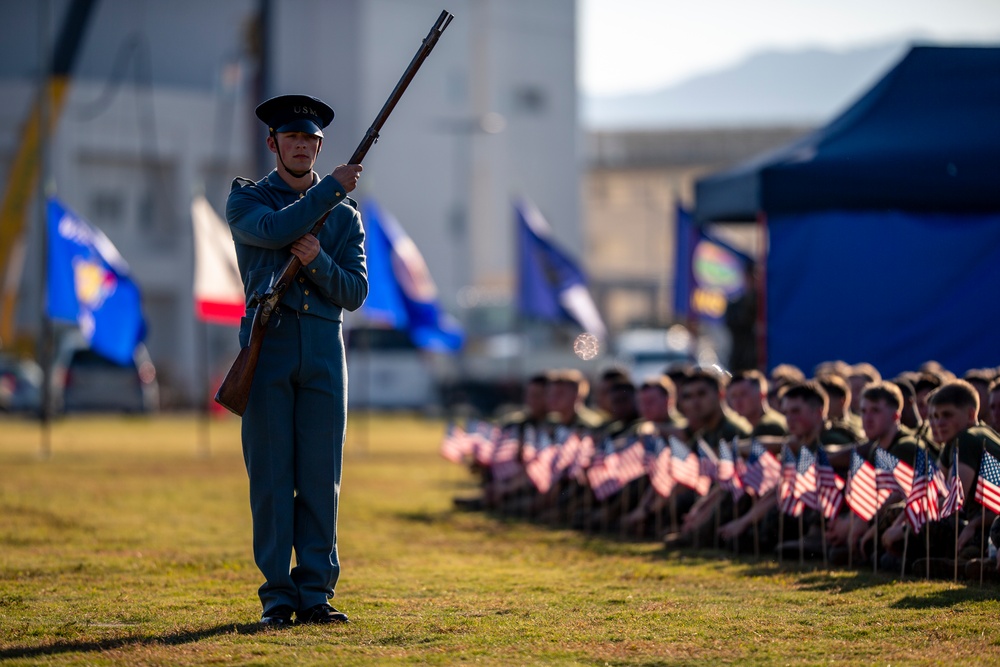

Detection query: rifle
xmin=215 ymin=9 xmax=454 ymax=416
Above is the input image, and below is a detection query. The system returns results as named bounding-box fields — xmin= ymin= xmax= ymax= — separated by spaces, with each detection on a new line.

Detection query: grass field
xmin=2 ymin=413 xmax=999 ymax=666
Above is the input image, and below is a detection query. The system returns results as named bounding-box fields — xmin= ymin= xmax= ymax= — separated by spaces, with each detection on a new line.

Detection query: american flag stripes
xmin=742 ymin=440 xmax=782 ymax=497
xmin=844 ymin=449 xmax=881 ymax=521
xmin=648 ymin=436 xmax=675 ymax=497
xmin=586 ymin=439 xmax=647 ymax=501
xmin=440 ymin=422 xmax=471 ymax=463
xmin=939 ymin=446 xmax=965 ymax=520
xmin=874 ymin=448 xmax=914 ymax=497
xmin=779 ymin=447 xmax=801 ymax=517
xmin=552 ymin=430 xmax=582 ymax=481
xmin=468 ymin=420 xmax=500 ymax=466
xmin=669 ymin=436 xmax=702 ymax=492
xmin=904 ymin=448 xmax=931 ymax=532
xmin=717 ymin=438 xmax=745 ymax=500
xmin=525 ymin=429 xmax=557 ymax=493
xmin=489 ymin=427 xmax=523 ymax=482
xmin=793 ymin=447 xmax=820 ymax=512
xmin=695 ymin=440 xmax=717 ymax=496
xmin=815 ymin=447 xmax=844 ymax=519
xmin=975 ymin=448 xmax=1000 ymax=515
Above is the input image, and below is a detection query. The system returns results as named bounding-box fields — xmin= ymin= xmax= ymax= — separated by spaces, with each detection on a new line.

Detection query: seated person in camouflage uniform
xmin=817 ymin=373 xmax=865 ymax=442
xmin=767 ymin=364 xmax=805 ymax=413
xmin=847 ymin=362 xmax=882 ymax=417
xmin=727 ymin=369 xmax=788 ymax=438
xmin=718 ymin=381 xmax=851 ymax=555
xmin=880 ymin=380 xmax=1000 ymax=575
xmin=989 ymin=377 xmax=1000 ymax=432
xmin=834 ymin=381 xmax=922 ymax=562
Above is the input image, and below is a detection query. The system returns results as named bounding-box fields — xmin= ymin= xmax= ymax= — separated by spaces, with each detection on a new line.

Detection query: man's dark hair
xmin=850 ymin=362 xmax=882 ymax=384
xmin=913 ymin=371 xmax=943 ymax=395
xmin=928 ymin=379 xmax=980 ymax=414
xmin=640 ymin=375 xmax=676 ymax=398
xmin=730 ymin=369 xmax=768 ymax=393
xmin=770 ymin=363 xmax=805 ymax=384
xmin=861 ymin=381 xmax=904 ymax=411
xmin=599 ymin=366 xmax=632 ymax=385
xmin=781 ymin=380 xmax=829 ymax=414
xmin=817 ymin=373 xmax=850 ymax=402
xmin=681 ymin=367 xmax=726 ymax=392
xmin=963 ymin=368 xmax=995 ymax=390
xmin=527 ymin=372 xmax=549 ymax=387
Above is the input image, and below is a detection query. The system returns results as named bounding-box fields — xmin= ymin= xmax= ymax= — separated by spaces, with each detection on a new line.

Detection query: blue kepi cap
xmin=255 ymin=94 xmax=335 ymax=137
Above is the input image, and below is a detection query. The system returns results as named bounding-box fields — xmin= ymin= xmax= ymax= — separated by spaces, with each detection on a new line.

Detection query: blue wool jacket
xmin=226 ymin=170 xmax=368 ymax=323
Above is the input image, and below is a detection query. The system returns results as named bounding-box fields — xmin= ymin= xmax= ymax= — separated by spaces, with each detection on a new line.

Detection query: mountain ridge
xmin=581 ymin=39 xmax=935 ymax=129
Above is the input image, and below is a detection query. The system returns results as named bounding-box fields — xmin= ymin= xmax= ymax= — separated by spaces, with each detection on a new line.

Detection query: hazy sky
xmin=578 ymin=0 xmax=1000 ymax=95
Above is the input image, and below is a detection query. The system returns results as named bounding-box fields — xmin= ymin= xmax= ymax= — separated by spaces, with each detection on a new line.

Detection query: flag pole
xmin=37 ymin=1 xmax=54 ymax=461
xmin=848 ymin=513 xmax=854 ymax=569
xmin=901 ymin=525 xmax=909 ymax=578
xmin=778 ymin=509 xmax=784 ymax=566
xmin=873 ymin=509 xmax=879 ymax=574
xmin=925 ymin=522 xmax=930 ymax=580
xmin=198 ymin=317 xmax=211 ymax=458
xmin=820 ymin=515 xmax=828 ymax=570
xmin=798 ymin=514 xmax=804 ymax=567
xmin=981 ymin=438 xmax=988 ymax=587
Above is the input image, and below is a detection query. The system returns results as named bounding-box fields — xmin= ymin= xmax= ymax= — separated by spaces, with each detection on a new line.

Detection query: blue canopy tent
xmin=694 ymin=46 xmax=1000 ymax=377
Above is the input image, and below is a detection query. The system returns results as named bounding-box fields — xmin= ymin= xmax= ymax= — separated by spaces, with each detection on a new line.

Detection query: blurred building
xmin=582 ymin=126 xmax=812 ymax=333
xmin=0 ymin=0 xmax=578 ymax=406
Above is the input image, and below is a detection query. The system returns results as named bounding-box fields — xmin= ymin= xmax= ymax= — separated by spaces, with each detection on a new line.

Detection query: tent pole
xmin=755 ymin=211 xmax=768 ymax=372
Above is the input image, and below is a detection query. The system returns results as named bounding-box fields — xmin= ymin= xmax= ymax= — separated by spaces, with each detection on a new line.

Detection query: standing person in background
xmin=227 ymin=94 xmax=367 ymax=628
xmin=724 ymin=262 xmax=758 ymax=373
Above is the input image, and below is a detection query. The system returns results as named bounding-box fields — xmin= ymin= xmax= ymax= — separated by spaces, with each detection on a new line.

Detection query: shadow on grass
xmin=891 ymin=586 xmax=1000 ymax=608
xmin=0 ymin=622 xmax=265 ymax=660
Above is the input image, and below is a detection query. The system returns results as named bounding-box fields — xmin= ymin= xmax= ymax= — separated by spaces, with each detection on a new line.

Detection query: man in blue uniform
xmin=226 ymin=94 xmax=367 ymax=627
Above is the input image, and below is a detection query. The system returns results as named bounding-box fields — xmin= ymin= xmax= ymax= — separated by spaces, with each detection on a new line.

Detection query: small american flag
xmin=717 ymin=438 xmax=745 ymax=501
xmin=669 ymin=436 xmax=701 ymax=492
xmin=552 ymin=430 xmax=582 ymax=481
xmin=648 ymin=436 xmax=675 ymax=497
xmin=742 ymin=440 xmax=781 ymax=497
xmin=569 ymin=433 xmax=596 ymax=485
xmin=779 ymin=447 xmax=801 ymax=517
xmin=793 ymin=447 xmax=820 ymax=512
xmin=468 ymin=420 xmax=500 ymax=466
xmin=815 ymin=447 xmax=844 ymax=519
xmin=845 ymin=449 xmax=882 ymax=521
xmin=695 ymin=440 xmax=717 ymax=496
xmin=615 ymin=440 xmax=649 ymax=486
xmin=586 ymin=454 xmax=618 ymax=501
xmin=440 ymin=422 xmax=471 ymax=464
xmin=525 ymin=429 xmax=557 ymax=493
xmin=975 ymin=447 xmax=1000 ymax=515
xmin=904 ymin=448 xmax=930 ymax=533
xmin=490 ymin=426 xmax=523 ymax=482
xmin=874 ymin=447 xmax=914 ymax=496
xmin=939 ymin=446 xmax=965 ymax=520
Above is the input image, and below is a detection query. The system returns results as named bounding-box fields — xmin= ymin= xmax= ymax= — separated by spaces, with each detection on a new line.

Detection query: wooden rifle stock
xmin=215 ymin=9 xmax=454 ymax=416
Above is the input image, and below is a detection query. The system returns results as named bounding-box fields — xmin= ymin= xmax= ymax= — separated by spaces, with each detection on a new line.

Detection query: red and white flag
xmin=975 ymin=448 xmax=1000 ymax=515
xmin=648 ymin=438 xmax=675 ymax=497
xmin=192 ymin=195 xmax=244 ymax=325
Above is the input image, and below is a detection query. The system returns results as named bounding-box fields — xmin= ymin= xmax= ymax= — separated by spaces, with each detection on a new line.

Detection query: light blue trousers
xmin=240 ymin=310 xmax=347 ymax=614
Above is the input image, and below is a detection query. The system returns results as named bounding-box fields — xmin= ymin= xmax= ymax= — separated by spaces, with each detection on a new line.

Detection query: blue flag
xmin=360 ymin=199 xmax=463 ymax=352
xmin=46 ymin=198 xmax=146 ymax=365
xmin=515 ymin=199 xmax=606 ymax=337
xmin=673 ymin=204 xmax=753 ymax=323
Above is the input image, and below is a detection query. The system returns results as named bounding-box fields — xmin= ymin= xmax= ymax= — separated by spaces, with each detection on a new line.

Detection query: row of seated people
xmin=446 ymin=360 xmax=1000 ymax=581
